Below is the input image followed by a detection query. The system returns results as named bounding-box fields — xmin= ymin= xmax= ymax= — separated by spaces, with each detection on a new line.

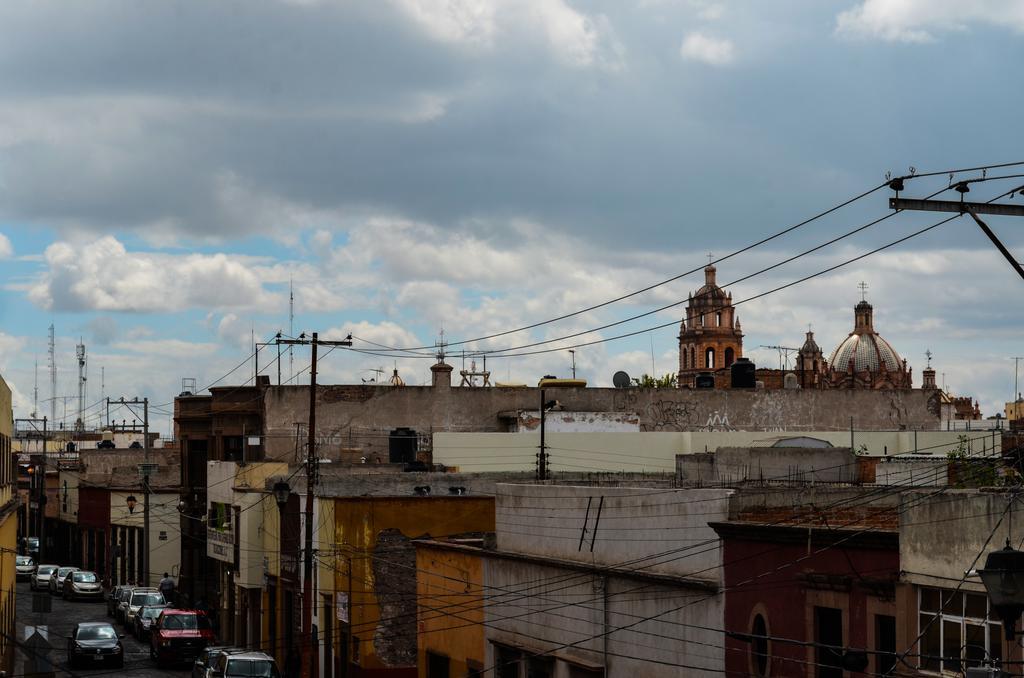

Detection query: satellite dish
xmin=612 ymin=371 xmax=631 ymax=388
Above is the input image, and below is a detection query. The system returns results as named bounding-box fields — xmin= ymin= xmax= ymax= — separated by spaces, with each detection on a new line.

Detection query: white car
xmin=16 ymin=556 xmax=35 ymax=581
xmin=125 ymin=589 xmax=164 ymax=627
xmin=30 ymin=564 xmax=58 ymax=591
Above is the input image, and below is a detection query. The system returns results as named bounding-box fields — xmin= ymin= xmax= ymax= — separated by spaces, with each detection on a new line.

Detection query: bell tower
xmin=678 ymin=261 xmax=743 ymax=387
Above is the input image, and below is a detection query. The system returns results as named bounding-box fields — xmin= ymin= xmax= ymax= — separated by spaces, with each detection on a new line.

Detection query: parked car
xmin=107 ymin=585 xmax=129 ymax=617
xmin=192 ymin=646 xmax=239 ymax=678
xmin=115 ymin=586 xmax=136 ymax=624
xmin=62 ymin=570 xmax=104 ymax=601
xmin=30 ymin=564 xmax=57 ymax=591
xmin=209 ymin=650 xmax=280 ymax=678
xmin=125 ymin=588 xmax=164 ymax=628
xmin=150 ymin=609 xmax=216 ymax=665
xmin=133 ymin=603 xmax=169 ymax=641
xmin=67 ymin=622 xmax=124 ymax=669
xmin=15 ymin=556 xmax=35 ymax=581
xmin=48 ymin=566 xmax=79 ymax=595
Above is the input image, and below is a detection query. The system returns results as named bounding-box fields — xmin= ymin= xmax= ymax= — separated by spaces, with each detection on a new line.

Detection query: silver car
xmin=49 ymin=566 xmax=79 ymax=595
xmin=30 ymin=564 xmax=58 ymax=591
xmin=125 ymin=589 xmax=164 ymax=627
xmin=209 ymin=651 xmax=281 ymax=678
xmin=16 ymin=556 xmax=35 ymax=581
xmin=63 ymin=570 xmax=104 ymax=601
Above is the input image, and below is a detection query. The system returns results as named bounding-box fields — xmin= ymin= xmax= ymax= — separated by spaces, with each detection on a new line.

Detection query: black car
xmin=67 ymin=622 xmax=124 ymax=669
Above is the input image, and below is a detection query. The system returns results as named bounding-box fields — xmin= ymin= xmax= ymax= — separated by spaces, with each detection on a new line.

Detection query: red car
xmin=149 ymin=609 xmax=215 ymax=665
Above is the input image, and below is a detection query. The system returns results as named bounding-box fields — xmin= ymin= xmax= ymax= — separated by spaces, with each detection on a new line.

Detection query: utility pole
xmin=889 ymin=180 xmax=1024 ymax=281
xmin=537 ymin=389 xmax=547 ymax=481
xmin=1013 ymin=357 xmax=1023 ymax=406
xmin=569 ymin=350 xmax=576 ymax=380
xmin=109 ymin=397 xmax=152 ymax=586
xmin=275 ymin=331 xmax=351 ymax=678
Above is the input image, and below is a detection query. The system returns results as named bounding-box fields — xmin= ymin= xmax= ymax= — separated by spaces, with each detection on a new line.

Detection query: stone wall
xmin=260 ymin=381 xmax=942 ymax=461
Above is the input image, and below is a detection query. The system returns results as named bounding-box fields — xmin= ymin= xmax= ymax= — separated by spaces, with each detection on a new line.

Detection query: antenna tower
xmin=76 ymin=340 xmax=87 ymax=431
xmin=32 ymin=356 xmax=39 ymax=419
xmin=289 ymin=277 xmax=294 ymax=381
xmin=48 ymin=324 xmax=56 ymax=425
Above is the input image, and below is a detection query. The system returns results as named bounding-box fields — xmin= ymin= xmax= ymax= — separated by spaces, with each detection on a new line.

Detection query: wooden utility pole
xmin=538 ymin=389 xmax=547 ymax=481
xmin=275 ymin=331 xmax=351 ymax=678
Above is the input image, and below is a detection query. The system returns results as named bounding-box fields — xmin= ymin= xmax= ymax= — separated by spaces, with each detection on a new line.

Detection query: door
xmin=815 ymin=606 xmax=843 ymax=678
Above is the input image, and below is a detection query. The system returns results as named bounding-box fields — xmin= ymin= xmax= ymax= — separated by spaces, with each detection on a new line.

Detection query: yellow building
xmin=325 ymin=495 xmax=494 ymax=677
xmin=415 ymin=539 xmax=486 ymax=678
xmin=0 ymin=374 xmax=17 ymax=675
xmin=1006 ymin=397 xmax=1024 ymax=421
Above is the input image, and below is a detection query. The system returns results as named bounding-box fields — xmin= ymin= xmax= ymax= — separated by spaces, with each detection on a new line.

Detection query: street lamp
xmin=126 ymin=495 xmax=138 ymax=514
xmin=273 ymin=481 xmax=291 ymax=510
xmin=978 ymin=541 xmax=1024 ymax=639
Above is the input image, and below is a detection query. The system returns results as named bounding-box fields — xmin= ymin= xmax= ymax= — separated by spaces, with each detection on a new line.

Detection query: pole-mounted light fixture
xmin=126 ymin=495 xmax=137 ymax=514
xmin=978 ymin=541 xmax=1024 ymax=640
xmin=272 ymin=481 xmax=291 ymax=510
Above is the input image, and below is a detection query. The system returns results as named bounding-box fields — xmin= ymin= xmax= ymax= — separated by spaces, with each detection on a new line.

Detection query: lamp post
xmin=272 ymin=481 xmax=290 ymax=665
xmin=978 ymin=541 xmax=1024 ymax=640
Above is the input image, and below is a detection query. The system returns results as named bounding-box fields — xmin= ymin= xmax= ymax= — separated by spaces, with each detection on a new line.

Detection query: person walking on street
xmin=159 ymin=572 xmax=176 ymax=605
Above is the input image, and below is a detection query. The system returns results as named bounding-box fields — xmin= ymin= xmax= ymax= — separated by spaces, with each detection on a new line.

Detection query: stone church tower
xmin=797 ymin=329 xmax=827 ymax=388
xmin=678 ymin=264 xmax=743 ymax=387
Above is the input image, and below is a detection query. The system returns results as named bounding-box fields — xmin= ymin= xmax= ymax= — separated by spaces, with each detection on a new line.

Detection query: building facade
xmin=0 ymin=375 xmax=17 ymax=676
xmin=678 ymin=264 xmax=744 ymax=387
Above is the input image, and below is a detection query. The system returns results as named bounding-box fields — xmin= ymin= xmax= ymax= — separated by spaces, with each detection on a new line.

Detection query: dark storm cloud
xmin=0 ymin=0 xmax=1022 ymax=250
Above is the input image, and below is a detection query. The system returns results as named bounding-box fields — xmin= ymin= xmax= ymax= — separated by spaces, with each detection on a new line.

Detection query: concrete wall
xmin=874 ymin=457 xmax=949 ymax=487
xmin=900 ymin=490 xmax=1012 ymax=591
xmin=485 ymin=556 xmax=724 ymax=676
xmin=677 ymin=446 xmax=860 ymax=484
xmin=433 ymin=430 xmax=972 ymax=474
xmin=495 ymin=484 xmax=730 ymax=584
xmin=513 ymin=410 xmax=640 ymax=433
xmin=260 ymin=383 xmax=943 ymax=461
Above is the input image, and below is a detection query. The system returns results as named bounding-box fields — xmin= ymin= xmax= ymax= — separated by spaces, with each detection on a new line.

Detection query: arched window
xmin=700 ymin=314 xmax=705 ymax=327
xmin=706 ymin=347 xmax=715 ymax=369
xmin=751 ymin=613 xmax=769 ymax=676
xmin=716 ymin=311 xmax=722 ymax=327
xmin=725 ymin=347 xmax=735 ymax=367
xmin=690 ymin=347 xmax=695 ymax=370
xmin=682 ymin=348 xmax=688 ymax=369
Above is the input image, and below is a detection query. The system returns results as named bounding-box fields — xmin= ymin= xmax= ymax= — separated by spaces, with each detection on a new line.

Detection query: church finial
xmin=858 ymin=281 xmax=869 ymax=302
xmin=925 ymin=349 xmax=933 ymax=368
xmin=707 ymin=252 xmax=714 ymax=266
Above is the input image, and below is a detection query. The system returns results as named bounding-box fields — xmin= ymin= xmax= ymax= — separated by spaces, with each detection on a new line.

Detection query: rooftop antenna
xmin=101 ymin=366 xmax=105 ymax=404
xmin=76 ymin=339 xmax=87 ymax=431
xmin=48 ymin=323 xmax=56 ymax=425
xmin=435 ymin=328 xmax=448 ymax=364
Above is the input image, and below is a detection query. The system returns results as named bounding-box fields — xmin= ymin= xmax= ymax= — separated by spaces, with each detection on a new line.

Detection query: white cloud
xmin=28 ymin=235 xmax=278 ymax=313
xmin=391 ymin=0 xmax=614 ymax=68
xmin=680 ymin=31 xmax=735 ymax=65
xmin=836 ymin=0 xmax=1024 ymax=42
xmin=0 ymin=233 xmax=12 ymax=259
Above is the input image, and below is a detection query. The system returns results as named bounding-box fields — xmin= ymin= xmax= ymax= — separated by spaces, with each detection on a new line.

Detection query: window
xmin=700 ymin=314 xmax=705 ymax=326
xmin=494 ymin=645 xmax=521 ymax=678
xmin=567 ymin=667 xmax=604 ymax=678
xmin=918 ymin=587 xmax=1001 ymax=673
xmin=427 ymin=652 xmax=450 ymax=678
xmin=716 ymin=311 xmax=722 ymax=326
xmin=706 ymin=347 xmax=716 ymax=369
xmin=467 ymin=660 xmax=484 ymax=678
xmin=725 ymin=347 xmax=735 ymax=368
xmin=751 ymin=613 xmax=769 ymax=677
xmin=814 ymin=606 xmax=843 ymax=678
xmin=527 ymin=657 xmax=554 ymax=678
xmin=690 ymin=347 xmax=695 ymax=370
xmin=875 ymin=614 xmax=896 ymax=676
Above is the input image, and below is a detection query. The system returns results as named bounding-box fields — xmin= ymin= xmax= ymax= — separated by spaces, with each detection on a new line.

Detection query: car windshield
xmin=226 ymin=659 xmax=278 ymax=677
xmin=17 ymin=557 xmax=31 ymax=566
xmin=77 ymin=626 xmax=117 ymax=641
xmin=162 ymin=614 xmax=211 ymax=630
xmin=27 ymin=538 xmax=39 ymax=547
xmin=142 ymin=607 xmax=165 ymax=619
xmin=73 ymin=572 xmax=97 ymax=583
xmin=37 ymin=566 xmax=56 ymax=575
xmin=132 ymin=592 xmax=164 ymax=606
xmin=118 ymin=589 xmax=133 ymax=602
xmin=57 ymin=568 xmax=75 ymax=577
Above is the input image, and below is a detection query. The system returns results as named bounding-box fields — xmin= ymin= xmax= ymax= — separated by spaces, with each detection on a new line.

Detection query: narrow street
xmin=14 ymin=581 xmax=192 ymax=678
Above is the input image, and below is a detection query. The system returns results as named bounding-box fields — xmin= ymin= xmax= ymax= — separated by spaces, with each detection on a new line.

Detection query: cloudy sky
xmin=2 ymin=0 xmax=1024 ymax=432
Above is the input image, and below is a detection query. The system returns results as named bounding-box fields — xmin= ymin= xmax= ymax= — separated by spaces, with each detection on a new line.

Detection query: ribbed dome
xmin=829 ymin=331 xmax=903 ymax=372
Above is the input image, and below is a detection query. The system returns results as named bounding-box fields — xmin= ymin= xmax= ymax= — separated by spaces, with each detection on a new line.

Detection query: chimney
xmin=431 ymin=361 xmax=453 ymax=390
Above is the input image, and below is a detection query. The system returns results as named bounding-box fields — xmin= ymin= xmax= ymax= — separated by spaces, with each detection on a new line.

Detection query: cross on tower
xmin=925 ymin=349 xmax=933 ymax=368
xmin=858 ymin=281 xmax=869 ymax=301
xmin=707 ymin=252 xmax=714 ymax=266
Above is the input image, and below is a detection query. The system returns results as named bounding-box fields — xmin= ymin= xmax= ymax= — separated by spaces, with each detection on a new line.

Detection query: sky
xmin=2 ymin=0 xmax=1024 ymax=433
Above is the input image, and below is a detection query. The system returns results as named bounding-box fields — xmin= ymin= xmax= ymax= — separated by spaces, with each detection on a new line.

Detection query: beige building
xmin=0 ymin=375 xmax=17 ymax=675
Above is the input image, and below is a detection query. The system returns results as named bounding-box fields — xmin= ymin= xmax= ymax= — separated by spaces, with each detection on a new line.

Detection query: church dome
xmin=829 ymin=332 xmax=903 ymax=372
xmin=828 ymin=299 xmax=904 ymax=372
